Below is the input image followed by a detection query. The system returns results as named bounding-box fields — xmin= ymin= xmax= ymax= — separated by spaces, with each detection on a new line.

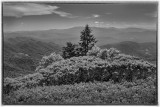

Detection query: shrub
xmin=97 ymin=49 xmax=108 ymax=60
xmin=4 ymin=50 xmax=156 ymax=91
xmin=87 ymin=45 xmax=100 ymax=56
xmin=108 ymin=48 xmax=120 ymax=58
xmin=97 ymin=48 xmax=120 ymax=60
xmin=3 ymin=73 xmax=44 ymax=94
xmin=114 ymin=54 xmax=141 ymax=61
xmin=36 ymin=52 xmax=63 ymax=71
xmin=16 ymin=73 xmax=45 ymax=88
xmin=37 ymin=55 xmax=156 ymax=85
xmin=3 ymin=79 xmax=157 ymax=105
xmin=4 ymin=77 xmax=22 ymax=94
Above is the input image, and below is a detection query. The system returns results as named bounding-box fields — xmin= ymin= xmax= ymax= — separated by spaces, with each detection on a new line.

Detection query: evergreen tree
xmin=79 ymin=24 xmax=97 ymax=56
xmin=62 ymin=42 xmax=76 ymax=59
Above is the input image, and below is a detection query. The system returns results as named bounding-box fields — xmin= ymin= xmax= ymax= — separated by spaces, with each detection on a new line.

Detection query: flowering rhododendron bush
xmin=4 ymin=50 xmax=156 ymax=94
xmin=35 ymin=52 xmax=64 ymax=71
xmin=38 ymin=55 xmax=155 ymax=86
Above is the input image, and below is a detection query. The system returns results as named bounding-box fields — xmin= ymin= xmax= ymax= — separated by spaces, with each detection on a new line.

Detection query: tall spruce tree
xmin=79 ymin=24 xmax=97 ymax=56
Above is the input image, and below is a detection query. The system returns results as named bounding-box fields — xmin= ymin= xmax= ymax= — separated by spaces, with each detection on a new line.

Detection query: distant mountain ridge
xmin=100 ymin=41 xmax=156 ymax=63
xmin=4 ymin=27 xmax=157 ymax=46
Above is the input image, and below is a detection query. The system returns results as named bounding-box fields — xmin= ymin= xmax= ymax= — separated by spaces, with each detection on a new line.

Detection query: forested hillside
xmin=4 ymin=37 xmax=61 ymax=77
xmin=100 ymin=41 xmax=157 ymax=64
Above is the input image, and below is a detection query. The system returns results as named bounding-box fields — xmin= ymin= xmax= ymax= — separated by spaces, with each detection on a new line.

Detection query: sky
xmin=3 ymin=2 xmax=158 ymax=32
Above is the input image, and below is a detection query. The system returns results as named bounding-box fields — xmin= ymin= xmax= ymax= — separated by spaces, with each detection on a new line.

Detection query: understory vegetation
xmin=3 ymin=47 xmax=157 ymax=105
xmin=3 ymin=25 xmax=157 ymax=105
xmin=3 ymin=78 xmax=157 ymax=105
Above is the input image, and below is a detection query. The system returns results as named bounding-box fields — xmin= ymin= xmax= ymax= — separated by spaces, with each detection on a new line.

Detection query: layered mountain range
xmin=3 ymin=27 xmax=157 ymax=77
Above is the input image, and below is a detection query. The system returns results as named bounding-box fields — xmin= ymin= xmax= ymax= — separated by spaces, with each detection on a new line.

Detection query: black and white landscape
xmin=3 ymin=2 xmax=157 ymax=105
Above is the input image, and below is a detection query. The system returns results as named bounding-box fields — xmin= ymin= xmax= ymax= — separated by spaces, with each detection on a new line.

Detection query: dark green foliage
xmin=62 ymin=25 xmax=97 ymax=58
xmin=3 ymin=78 xmax=157 ymax=105
xmin=79 ymin=25 xmax=97 ymax=56
xmin=62 ymin=42 xmax=77 ymax=59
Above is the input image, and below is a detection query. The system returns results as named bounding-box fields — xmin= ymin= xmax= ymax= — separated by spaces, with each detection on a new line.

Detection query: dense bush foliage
xmin=4 ymin=46 xmax=156 ymax=95
xmin=4 ymin=73 xmax=44 ymax=94
xmin=87 ymin=45 xmax=101 ymax=56
xmin=87 ymin=46 xmax=120 ymax=61
xmin=3 ymin=46 xmax=156 ymax=105
xmin=3 ymin=78 xmax=157 ymax=105
xmin=35 ymin=52 xmax=63 ymax=71
xmin=97 ymin=48 xmax=120 ymax=60
xmin=37 ymin=55 xmax=155 ymax=86
xmin=4 ymin=77 xmax=22 ymax=95
xmin=62 ymin=42 xmax=77 ymax=59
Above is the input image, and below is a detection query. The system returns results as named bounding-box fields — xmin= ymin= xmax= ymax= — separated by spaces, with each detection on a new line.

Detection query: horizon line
xmin=3 ymin=25 xmax=156 ymax=33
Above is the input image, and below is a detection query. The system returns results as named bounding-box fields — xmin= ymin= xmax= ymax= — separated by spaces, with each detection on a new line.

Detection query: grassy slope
xmin=3 ymin=79 xmax=157 ymax=105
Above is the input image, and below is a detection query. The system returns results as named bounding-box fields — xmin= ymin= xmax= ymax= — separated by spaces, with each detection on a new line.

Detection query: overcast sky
xmin=3 ymin=2 xmax=158 ymax=32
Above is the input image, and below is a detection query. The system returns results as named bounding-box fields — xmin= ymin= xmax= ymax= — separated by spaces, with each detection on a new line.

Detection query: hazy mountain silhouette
xmin=4 ymin=27 xmax=156 ymax=46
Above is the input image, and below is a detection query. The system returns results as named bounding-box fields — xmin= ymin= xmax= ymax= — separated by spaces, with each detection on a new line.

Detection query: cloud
xmin=92 ymin=14 xmax=100 ymax=18
xmin=94 ymin=21 xmax=104 ymax=24
xmin=53 ymin=11 xmax=78 ymax=18
xmin=94 ymin=21 xmax=99 ymax=24
xmin=85 ymin=14 xmax=100 ymax=19
xmin=3 ymin=3 xmax=76 ymax=18
xmin=94 ymin=21 xmax=105 ymax=27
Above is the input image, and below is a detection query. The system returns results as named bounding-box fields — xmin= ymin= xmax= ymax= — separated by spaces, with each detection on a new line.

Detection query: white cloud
xmin=3 ymin=3 xmax=76 ymax=18
xmin=94 ymin=21 xmax=105 ymax=28
xmin=94 ymin=21 xmax=104 ymax=24
xmin=92 ymin=14 xmax=100 ymax=18
xmin=94 ymin=21 xmax=99 ymax=24
xmin=85 ymin=14 xmax=100 ymax=19
xmin=53 ymin=11 xmax=78 ymax=18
